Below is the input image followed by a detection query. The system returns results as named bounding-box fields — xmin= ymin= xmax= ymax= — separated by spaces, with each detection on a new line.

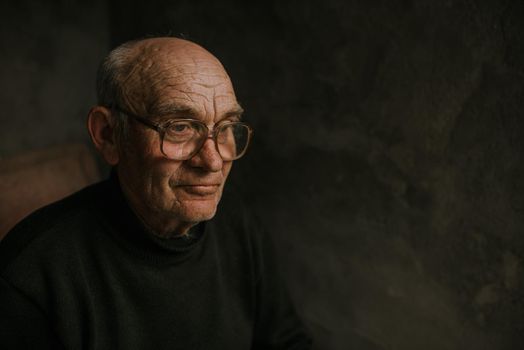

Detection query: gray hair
xmin=96 ymin=40 xmax=141 ymax=139
xmin=96 ymin=40 xmax=140 ymax=108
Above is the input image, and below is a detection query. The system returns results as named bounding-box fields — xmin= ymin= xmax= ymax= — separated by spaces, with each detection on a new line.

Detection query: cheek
xmin=126 ymin=130 xmax=167 ymax=170
xmin=221 ymin=161 xmax=233 ymax=179
xmin=120 ymin=134 xmax=183 ymax=191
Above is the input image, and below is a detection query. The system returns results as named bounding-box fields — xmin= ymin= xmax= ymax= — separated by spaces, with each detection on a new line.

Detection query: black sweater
xmin=0 ymin=175 xmax=311 ymax=349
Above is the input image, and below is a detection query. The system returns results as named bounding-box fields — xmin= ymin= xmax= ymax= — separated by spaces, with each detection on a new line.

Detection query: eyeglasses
xmin=113 ymin=106 xmax=253 ymax=161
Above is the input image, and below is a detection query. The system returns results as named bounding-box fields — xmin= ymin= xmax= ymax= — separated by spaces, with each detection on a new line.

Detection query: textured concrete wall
xmin=109 ymin=1 xmax=524 ymax=349
xmin=2 ymin=0 xmax=523 ymax=349
xmin=0 ymin=0 xmax=109 ymax=158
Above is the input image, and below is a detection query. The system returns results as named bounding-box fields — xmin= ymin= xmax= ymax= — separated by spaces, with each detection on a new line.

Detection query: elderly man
xmin=0 ymin=37 xmax=311 ymax=349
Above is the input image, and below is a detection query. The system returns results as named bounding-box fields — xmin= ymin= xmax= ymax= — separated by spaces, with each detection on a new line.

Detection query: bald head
xmin=97 ymin=37 xmax=237 ymax=118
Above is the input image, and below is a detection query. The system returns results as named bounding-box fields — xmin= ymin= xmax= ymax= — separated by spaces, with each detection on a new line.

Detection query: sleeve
xmin=250 ymin=221 xmax=313 ymax=350
xmin=0 ymin=277 xmax=65 ymax=350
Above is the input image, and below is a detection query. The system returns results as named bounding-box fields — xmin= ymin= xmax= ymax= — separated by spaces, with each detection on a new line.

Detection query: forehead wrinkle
xmin=120 ymin=39 xmax=235 ymax=117
xmin=189 ymin=55 xmax=223 ymax=68
xmin=171 ymin=88 xmax=212 ymax=103
xmin=163 ymin=51 xmax=225 ymax=73
xmin=155 ymin=76 xmax=227 ymax=89
xmin=149 ymin=65 xmax=229 ymax=86
xmin=213 ymin=88 xmax=218 ymax=122
xmin=168 ymin=68 xmax=228 ymax=82
xmin=119 ymin=56 xmax=168 ymax=113
xmin=215 ymin=93 xmax=237 ymax=101
xmin=194 ymin=81 xmax=228 ymax=89
xmin=171 ymin=60 xmax=223 ymax=69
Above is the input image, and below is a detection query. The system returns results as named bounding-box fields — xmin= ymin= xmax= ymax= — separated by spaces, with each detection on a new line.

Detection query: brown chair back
xmin=0 ymin=144 xmax=100 ymax=240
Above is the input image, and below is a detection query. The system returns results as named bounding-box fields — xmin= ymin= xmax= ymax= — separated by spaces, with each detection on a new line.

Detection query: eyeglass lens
xmin=160 ymin=121 xmax=250 ymax=160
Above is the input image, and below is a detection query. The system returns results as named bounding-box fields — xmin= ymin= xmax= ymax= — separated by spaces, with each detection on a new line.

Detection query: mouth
xmin=178 ymin=184 xmax=220 ymax=196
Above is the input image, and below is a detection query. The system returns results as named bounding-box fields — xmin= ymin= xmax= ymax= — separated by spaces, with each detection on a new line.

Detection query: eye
xmin=165 ymin=121 xmax=196 ymax=141
xmin=171 ymin=123 xmax=190 ymax=133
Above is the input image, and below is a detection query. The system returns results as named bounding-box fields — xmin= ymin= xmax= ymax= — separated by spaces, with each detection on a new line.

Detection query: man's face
xmin=115 ymin=41 xmax=241 ymax=234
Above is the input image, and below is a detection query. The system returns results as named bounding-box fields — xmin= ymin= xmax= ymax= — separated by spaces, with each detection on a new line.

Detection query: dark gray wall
xmin=0 ymin=0 xmax=109 ymax=158
xmin=3 ymin=0 xmax=524 ymax=349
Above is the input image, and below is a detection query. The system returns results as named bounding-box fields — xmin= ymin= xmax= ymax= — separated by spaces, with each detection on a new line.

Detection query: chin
xmin=176 ymin=199 xmax=219 ymax=223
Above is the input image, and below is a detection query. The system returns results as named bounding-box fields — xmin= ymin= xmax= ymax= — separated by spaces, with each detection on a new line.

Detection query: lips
xmin=178 ymin=184 xmax=220 ymax=196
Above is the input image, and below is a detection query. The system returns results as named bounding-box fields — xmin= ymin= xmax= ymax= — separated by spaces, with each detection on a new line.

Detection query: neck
xmin=136 ymin=212 xmax=196 ymax=239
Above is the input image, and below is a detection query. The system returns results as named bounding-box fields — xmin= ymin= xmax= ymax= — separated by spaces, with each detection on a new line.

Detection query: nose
xmin=186 ymin=137 xmax=223 ymax=172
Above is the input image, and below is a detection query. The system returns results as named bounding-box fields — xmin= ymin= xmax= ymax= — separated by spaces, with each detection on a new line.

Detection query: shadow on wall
xmin=0 ymin=0 xmax=108 ymax=158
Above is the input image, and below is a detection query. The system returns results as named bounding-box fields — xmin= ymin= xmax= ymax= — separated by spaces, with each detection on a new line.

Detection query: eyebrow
xmin=153 ymin=103 xmax=198 ymax=117
xmin=153 ymin=102 xmax=245 ymax=121
xmin=223 ymin=104 xmax=244 ymax=120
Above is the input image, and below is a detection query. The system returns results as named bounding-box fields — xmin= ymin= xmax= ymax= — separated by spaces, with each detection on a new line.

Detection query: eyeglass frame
xmin=110 ymin=105 xmax=254 ymax=161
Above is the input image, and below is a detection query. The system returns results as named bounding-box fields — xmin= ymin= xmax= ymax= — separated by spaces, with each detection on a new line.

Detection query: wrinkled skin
xmin=110 ymin=38 xmax=242 ymax=237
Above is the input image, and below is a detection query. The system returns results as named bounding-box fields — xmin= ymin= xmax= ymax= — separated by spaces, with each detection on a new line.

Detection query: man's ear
xmin=87 ymin=106 xmax=120 ymax=166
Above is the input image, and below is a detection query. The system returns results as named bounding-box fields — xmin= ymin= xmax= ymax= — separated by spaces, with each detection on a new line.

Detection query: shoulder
xmin=0 ymin=180 xmax=107 ymax=271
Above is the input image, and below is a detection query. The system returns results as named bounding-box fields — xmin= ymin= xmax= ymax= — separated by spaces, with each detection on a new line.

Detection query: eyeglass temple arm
xmin=112 ymin=106 xmax=163 ymax=132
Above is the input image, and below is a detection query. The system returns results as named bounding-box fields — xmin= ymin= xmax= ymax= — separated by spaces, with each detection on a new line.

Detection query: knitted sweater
xmin=0 ymin=175 xmax=311 ymax=349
